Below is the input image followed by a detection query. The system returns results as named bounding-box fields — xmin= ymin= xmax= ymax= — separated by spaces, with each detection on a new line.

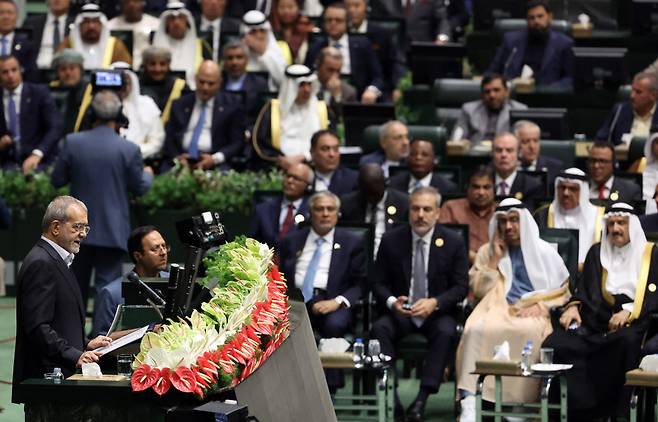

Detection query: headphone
xmin=84 ymin=90 xmax=129 ymax=130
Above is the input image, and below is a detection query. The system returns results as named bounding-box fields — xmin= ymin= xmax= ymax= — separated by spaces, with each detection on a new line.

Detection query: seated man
xmin=596 ymin=72 xmax=658 ymax=145
xmin=49 ymin=49 xmax=91 ymax=134
xmin=92 ymin=226 xmax=169 ymax=336
xmin=249 ymin=162 xmax=312 ymax=252
xmin=535 ymin=168 xmax=605 ymax=265
xmin=451 ymin=74 xmax=527 ymax=147
xmin=487 ymin=0 xmax=573 ymax=87
xmin=23 ymin=0 xmax=73 ymax=70
xmin=314 ymin=47 xmax=357 ymax=119
xmin=240 ymin=10 xmax=289 ymax=90
xmin=359 ymin=120 xmax=410 ymax=178
xmin=0 ymin=0 xmax=37 ymax=80
xmin=514 ymin=120 xmax=563 ymax=183
xmin=139 ymin=46 xmax=190 ymax=124
xmin=543 ymin=202 xmax=658 ymax=420
xmin=492 ymin=132 xmax=543 ymax=205
xmin=439 ymin=165 xmax=497 ymax=263
xmin=457 ymin=197 xmax=570 ymax=421
xmin=370 ymin=186 xmax=469 ymax=422
xmin=279 ymin=190 xmax=366 ymax=393
xmin=389 ymin=139 xmax=457 ymax=195
xmin=252 ymin=64 xmax=329 ymax=170
xmin=152 ymin=2 xmax=212 ymax=90
xmin=340 ymin=164 xmax=409 ymax=256
xmin=587 ymin=141 xmax=642 ymax=203
xmin=0 ymin=55 xmax=62 ymax=173
xmin=632 ymin=132 xmax=658 ymax=199
xmin=310 ymin=129 xmax=357 ymax=197
xmin=60 ymin=3 xmax=132 ymax=69
xmin=163 ymin=60 xmax=246 ymax=171
xmin=107 ymin=0 xmax=161 ymax=70
xmin=195 ymin=0 xmax=241 ymax=62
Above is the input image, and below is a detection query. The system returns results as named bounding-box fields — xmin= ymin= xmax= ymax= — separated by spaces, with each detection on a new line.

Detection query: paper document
xmin=94 ymin=325 xmax=149 ymax=355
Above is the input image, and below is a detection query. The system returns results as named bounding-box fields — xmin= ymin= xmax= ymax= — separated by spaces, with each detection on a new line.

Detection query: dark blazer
xmin=12 ymin=239 xmax=87 ymax=403
xmin=163 ymin=91 xmax=246 ymax=166
xmin=610 ymin=176 xmax=643 ymax=204
xmin=305 ymin=34 xmax=384 ymax=98
xmin=22 ymin=13 xmax=74 ymax=69
xmin=371 ymin=224 xmax=469 ymax=315
xmin=221 ymin=72 xmax=269 ymax=127
xmin=388 ymin=171 xmax=458 ymax=195
xmin=505 ymin=171 xmax=544 ymax=204
xmin=362 ymin=21 xmax=407 ymax=96
xmin=487 ymin=30 xmax=574 ymax=87
xmin=226 ymin=0 xmax=260 ymax=19
xmin=339 ymin=188 xmax=409 ymax=229
xmin=193 ymin=15 xmax=241 ymax=52
xmin=248 ymin=196 xmax=310 ymax=251
xmin=595 ymin=102 xmax=658 ymax=146
xmin=279 ymin=226 xmax=366 ymax=306
xmin=640 ymin=213 xmax=658 ymax=233
xmin=51 ymin=126 xmax=152 ymax=251
xmin=358 ymin=149 xmax=407 ymax=169
xmin=0 ymin=82 xmax=63 ymax=167
xmin=534 ymin=155 xmax=564 ymax=181
xmin=6 ymin=30 xmax=38 ymax=81
xmin=316 ymin=166 xmax=358 ymax=197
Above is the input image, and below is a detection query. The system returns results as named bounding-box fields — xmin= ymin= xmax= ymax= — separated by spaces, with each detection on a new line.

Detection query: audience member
xmin=370 ymin=186 xmax=468 ymax=422
xmin=60 ymin=3 xmax=132 ymax=69
xmin=596 ymin=72 xmax=658 ymax=145
xmin=491 ymin=133 xmax=543 ymax=204
xmin=457 ymin=197 xmax=569 ymax=421
xmin=195 ymin=0 xmax=241 ymax=62
xmin=23 ymin=0 xmax=73 ymax=70
xmin=340 ymin=164 xmax=409 ymax=255
xmin=389 ymin=139 xmax=457 ymax=196
xmin=630 ymin=132 xmax=658 ymax=199
xmin=439 ymin=166 xmax=496 ymax=263
xmin=152 ymin=2 xmax=212 ymax=90
xmin=640 ymin=184 xmax=658 ymax=232
xmin=314 ymin=47 xmax=357 ymax=119
xmin=0 ymin=55 xmax=62 ymax=173
xmin=279 ymin=190 xmax=366 ymax=393
xmin=487 ymin=0 xmax=573 ymax=87
xmin=0 ymin=0 xmax=37 ymax=80
xmin=305 ymin=3 xmax=384 ymax=103
xmin=139 ymin=46 xmax=190 ymax=123
xmin=543 ymin=202 xmax=658 ymax=420
xmin=514 ymin=120 xmax=563 ymax=183
xmin=240 ymin=10 xmax=289 ymax=90
xmin=107 ymin=0 xmax=160 ymax=70
xmin=270 ymin=0 xmax=315 ymax=64
xmin=586 ymin=141 xmax=642 ymax=203
xmin=310 ymin=129 xmax=357 ymax=196
xmin=51 ymin=90 xmax=153 ymax=316
xmin=252 ymin=64 xmax=329 ymax=169
xmin=50 ymin=49 xmax=91 ymax=134
xmin=249 ymin=162 xmax=312 ymax=251
xmin=93 ymin=226 xmax=169 ymax=336
xmin=359 ymin=120 xmax=409 ymax=178
xmin=534 ymin=168 xmax=605 ymax=264
xmin=452 ymin=74 xmax=527 ymax=147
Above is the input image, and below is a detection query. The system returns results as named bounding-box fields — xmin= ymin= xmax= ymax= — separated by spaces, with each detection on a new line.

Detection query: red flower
xmin=152 ymin=368 xmax=171 ymax=396
xmin=170 ymin=366 xmax=198 ymax=393
xmin=131 ymin=364 xmax=158 ymax=392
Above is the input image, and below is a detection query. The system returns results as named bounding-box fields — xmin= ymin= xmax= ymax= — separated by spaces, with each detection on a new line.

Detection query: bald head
xmin=195 ymin=60 xmax=221 ymax=102
xmin=358 ymin=163 xmax=386 ymax=204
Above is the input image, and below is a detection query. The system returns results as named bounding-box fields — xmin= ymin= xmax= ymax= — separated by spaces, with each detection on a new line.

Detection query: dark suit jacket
xmin=51 ymin=126 xmax=152 ymax=251
xmin=221 ymin=72 xmax=269 ymax=127
xmin=316 ymin=166 xmax=358 ymax=197
xmin=371 ymin=224 xmax=469 ymax=315
xmin=12 ymin=239 xmax=87 ymax=403
xmin=522 ymin=155 xmax=564 ymax=189
xmin=279 ymin=226 xmax=366 ymax=306
xmin=363 ymin=21 xmax=407 ymax=95
xmin=358 ymin=149 xmax=407 ymax=169
xmin=248 ymin=196 xmax=310 ymax=251
xmin=610 ymin=176 xmax=643 ymax=204
xmin=595 ymin=102 xmax=658 ymax=146
xmin=193 ymin=15 xmax=240 ymax=52
xmin=487 ymin=30 xmax=574 ymax=87
xmin=22 ymin=13 xmax=74 ymax=73
xmin=305 ymin=34 xmax=384 ymax=98
xmin=506 ymin=171 xmax=544 ymax=202
xmin=640 ymin=213 xmax=658 ymax=233
xmin=0 ymin=82 xmax=62 ymax=167
xmin=339 ymin=188 xmax=409 ymax=229
xmin=320 ymin=79 xmax=358 ymax=119
xmin=6 ymin=30 xmax=38 ymax=81
xmin=163 ymin=91 xmax=246 ymax=166
xmin=388 ymin=171 xmax=458 ymax=195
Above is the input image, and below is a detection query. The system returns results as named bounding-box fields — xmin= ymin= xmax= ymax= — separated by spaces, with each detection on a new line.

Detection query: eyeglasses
xmin=149 ymin=244 xmax=171 ymax=254
xmin=587 ymin=158 xmax=613 ymax=165
xmin=70 ymin=223 xmax=91 ymax=234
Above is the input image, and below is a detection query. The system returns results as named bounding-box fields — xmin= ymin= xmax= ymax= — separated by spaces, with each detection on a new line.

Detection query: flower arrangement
xmin=130 ymin=237 xmax=290 ymax=398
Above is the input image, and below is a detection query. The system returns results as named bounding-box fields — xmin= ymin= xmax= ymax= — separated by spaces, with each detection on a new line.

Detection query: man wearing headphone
xmin=51 ymin=89 xmax=153 ymax=327
xmin=586 ymin=140 xmax=642 ymax=204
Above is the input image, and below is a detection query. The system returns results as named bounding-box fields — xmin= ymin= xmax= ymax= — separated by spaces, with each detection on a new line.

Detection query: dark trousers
xmin=71 ymin=244 xmax=124 ymax=319
xmin=370 ymin=312 xmax=457 ymax=393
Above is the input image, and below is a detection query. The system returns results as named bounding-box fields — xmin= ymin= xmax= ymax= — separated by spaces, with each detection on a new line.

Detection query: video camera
xmin=90 ymin=69 xmax=125 ymax=94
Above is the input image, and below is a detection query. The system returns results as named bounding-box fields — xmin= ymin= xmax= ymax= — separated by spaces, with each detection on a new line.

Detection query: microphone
xmin=607 ymin=103 xmax=623 ymax=145
xmin=127 ymin=271 xmax=166 ymax=307
xmin=503 ymin=46 xmax=518 ymax=77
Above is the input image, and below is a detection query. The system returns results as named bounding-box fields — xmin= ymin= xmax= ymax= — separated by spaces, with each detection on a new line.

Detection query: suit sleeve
xmin=50 ymin=137 xmax=71 ymax=188
xmin=248 ymin=206 xmax=265 ymax=243
xmin=432 ymin=0 xmax=451 ymax=39
xmin=452 ymin=105 xmax=470 ymax=140
xmin=487 ymin=34 xmax=512 ymax=76
xmin=553 ymin=37 xmax=574 ymax=88
xmin=595 ymin=103 xmax=621 ymax=144
xmin=370 ymin=234 xmax=395 ymax=306
xmin=19 ymin=259 xmax=83 ymax=367
xmin=36 ymin=87 xmax=64 ymax=159
xmin=217 ymin=103 xmax=246 ymax=162
xmin=127 ymin=146 xmax=152 ymax=196
xmin=435 ymin=234 xmax=469 ymax=312
xmin=163 ymin=102 xmax=185 ymax=160
xmin=341 ymin=241 xmax=366 ymax=305
xmin=362 ymin=40 xmax=385 ymax=93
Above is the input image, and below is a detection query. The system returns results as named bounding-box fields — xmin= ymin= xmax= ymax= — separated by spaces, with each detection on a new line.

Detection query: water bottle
xmin=52 ymin=367 xmax=63 ymax=384
xmin=521 ymin=341 xmax=533 ymax=375
xmin=353 ymin=338 xmax=365 ymax=369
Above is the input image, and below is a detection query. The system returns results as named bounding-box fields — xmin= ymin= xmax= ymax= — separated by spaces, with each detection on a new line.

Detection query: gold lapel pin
xmin=649 ymin=283 xmax=656 ymax=293
xmin=387 ymin=205 xmax=397 ymax=215
xmin=514 ymin=192 xmax=523 ymax=200
xmin=610 ymin=191 xmax=619 ymax=201
xmin=295 ymin=250 xmax=302 ymax=257
xmin=435 ymin=238 xmax=444 ymax=247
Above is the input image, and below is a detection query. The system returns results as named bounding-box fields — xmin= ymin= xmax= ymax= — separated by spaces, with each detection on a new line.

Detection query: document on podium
xmin=94 ymin=325 xmax=149 ymax=355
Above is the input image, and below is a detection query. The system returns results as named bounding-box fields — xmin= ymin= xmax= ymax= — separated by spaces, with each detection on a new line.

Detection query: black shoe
xmin=405 ymin=399 xmax=426 ymax=422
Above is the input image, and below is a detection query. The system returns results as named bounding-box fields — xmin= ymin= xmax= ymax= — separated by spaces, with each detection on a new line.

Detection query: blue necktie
xmin=188 ymin=101 xmax=207 ymax=160
xmin=0 ymin=37 xmax=8 ymax=56
xmin=301 ymin=237 xmax=324 ymax=302
xmin=8 ymin=91 xmax=18 ymax=141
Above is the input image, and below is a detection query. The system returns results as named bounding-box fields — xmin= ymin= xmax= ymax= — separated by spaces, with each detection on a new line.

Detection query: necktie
xmin=301 ymin=237 xmax=324 ymax=302
xmin=53 ymin=19 xmax=61 ymax=50
xmin=498 ymin=181 xmax=508 ymax=196
xmin=0 ymin=37 xmax=7 ymax=56
xmin=404 ymin=0 xmax=413 ymax=17
xmin=411 ymin=238 xmax=426 ymax=327
xmin=333 ymin=42 xmax=341 ymax=49
xmin=8 ymin=91 xmax=18 ymax=140
xmin=279 ymin=203 xmax=294 ymax=240
xmin=598 ymin=184 xmax=606 ymax=200
xmin=206 ymin=24 xmax=217 ymax=61
xmin=188 ymin=101 xmax=207 ymax=160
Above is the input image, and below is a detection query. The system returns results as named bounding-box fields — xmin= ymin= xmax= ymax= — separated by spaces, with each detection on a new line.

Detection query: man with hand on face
xmin=456 ymin=198 xmax=570 ymax=422
xmin=389 ymin=139 xmax=457 ymax=195
xmin=369 ymin=186 xmax=468 ymax=422
xmin=543 ymin=203 xmax=658 ymax=420
xmin=315 ymin=47 xmax=357 ymax=119
xmin=12 ymin=197 xmax=113 ymax=404
xmin=310 ymin=129 xmax=357 ymax=197
xmin=240 ymin=10 xmax=289 ymax=90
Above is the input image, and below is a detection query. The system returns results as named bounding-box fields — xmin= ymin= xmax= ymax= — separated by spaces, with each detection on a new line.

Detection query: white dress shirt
xmin=37 ymin=13 xmax=68 ymax=68
xmin=495 ymin=171 xmax=517 ymax=196
xmin=366 ymin=192 xmax=387 ymax=256
xmin=182 ymin=97 xmax=225 ymax=164
xmin=200 ymin=16 xmax=222 ymax=61
xmin=386 ymin=227 xmax=434 ymax=309
xmin=407 ymin=173 xmax=433 ymax=194
xmin=41 ymin=235 xmax=75 ymax=267
xmin=314 ymin=170 xmax=334 ymax=192
xmin=279 ymin=197 xmax=303 ymax=227
xmin=107 ymin=14 xmax=160 ymax=70
xmin=589 ymin=176 xmax=614 ymax=200
xmin=328 ymin=33 xmax=351 ymax=74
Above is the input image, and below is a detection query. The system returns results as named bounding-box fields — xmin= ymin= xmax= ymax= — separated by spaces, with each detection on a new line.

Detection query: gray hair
xmin=42 ymin=196 xmax=87 ymax=233
xmin=309 ymin=190 xmax=341 ymax=211
xmin=315 ymin=46 xmax=343 ymax=68
xmin=512 ymin=120 xmax=540 ymax=138
xmin=410 ymin=186 xmax=442 ymax=208
xmin=142 ymin=46 xmax=172 ymax=64
xmin=91 ymin=90 xmax=122 ymax=121
xmin=634 ymin=72 xmax=658 ymax=93
xmin=379 ymin=120 xmax=406 ymax=144
xmin=222 ymin=39 xmax=249 ymax=57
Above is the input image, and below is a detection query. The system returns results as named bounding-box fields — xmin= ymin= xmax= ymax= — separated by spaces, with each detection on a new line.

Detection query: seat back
xmin=628 ymin=136 xmax=647 ymax=166
xmin=493 ymin=19 xmax=571 ymax=35
xmin=539 ymin=227 xmax=579 ymax=282
xmin=540 ymin=140 xmax=576 ymax=168
xmin=433 ymin=78 xmax=481 ymax=108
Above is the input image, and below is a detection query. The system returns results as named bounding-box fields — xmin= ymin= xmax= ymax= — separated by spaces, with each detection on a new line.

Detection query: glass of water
xmin=368 ymin=339 xmax=382 ymax=367
xmin=116 ymin=354 xmax=133 ymax=378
